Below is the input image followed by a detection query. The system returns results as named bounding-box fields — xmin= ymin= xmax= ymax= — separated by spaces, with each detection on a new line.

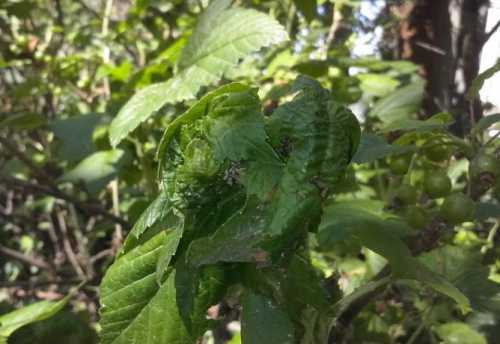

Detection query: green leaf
xmin=204 ymin=87 xmax=283 ymax=198
xmin=109 ymin=82 xmax=171 ymax=148
xmin=352 ymin=133 xmax=414 ymax=164
xmin=174 ymin=261 xmax=227 ymax=336
xmin=241 ymin=291 xmax=295 ymax=344
xmin=357 ymin=73 xmax=400 ymax=97
xmin=100 ymin=232 xmax=193 ymax=344
xmin=228 ymin=333 xmax=241 ymax=344
xmin=293 ymin=0 xmax=317 ymax=22
xmin=434 ymin=322 xmax=487 ymax=344
xmin=293 ymin=60 xmax=328 ymax=78
xmin=59 ymin=149 xmax=129 ymax=195
xmin=420 ymin=246 xmax=500 ymax=313
xmin=156 ymin=226 xmax=184 ymax=284
xmin=0 ymin=295 xmax=70 ymax=343
xmin=368 ymin=79 xmax=424 ymax=124
xmin=242 ymin=254 xmax=335 ymax=323
xmin=156 ymin=83 xmax=250 ymax=166
xmin=340 ymin=58 xmax=419 ymax=74
xmin=128 ymin=192 xmax=171 ymax=239
xmin=318 ymin=201 xmax=469 ymax=308
xmin=280 ymin=254 xmax=335 ymax=315
xmin=317 ymin=200 xmax=412 ymax=248
xmin=4 ymin=0 xmax=36 ymax=18
xmin=175 ymin=185 xmax=247 ymax=256
xmin=201 ymin=88 xmax=276 ymax=162
xmin=125 ymin=38 xmax=186 ymax=91
xmin=109 ymin=0 xmax=288 ymax=147
xmin=329 ymin=276 xmax=391 ymax=318
xmin=467 ymin=59 xmax=500 ymax=100
xmin=265 ymin=76 xmax=361 ymax=239
xmin=299 ymin=306 xmax=333 ymax=344
xmin=106 ymin=270 xmax=193 ymax=344
xmin=8 ymin=310 xmax=98 ymax=344
xmin=50 ymin=113 xmax=104 ymax=162
xmin=382 ymin=112 xmax=453 ymax=132
xmin=241 ymin=157 xmax=283 ymax=200
xmin=472 ymin=113 xmax=500 ymax=133
xmin=187 ymin=199 xmax=267 ymax=267
xmin=119 ymin=191 xmax=181 ymax=258
xmin=0 ymin=113 xmax=46 ymax=130
xmin=100 ymin=232 xmax=167 ymax=343
xmin=201 ymin=88 xmax=283 ymax=196
xmin=96 ymin=61 xmax=133 ymax=83
xmin=355 ymin=228 xmax=469 ymax=309
xmin=475 ymin=202 xmax=500 ymax=220
xmin=157 ymin=83 xmax=282 ymax=198
xmin=154 ymin=37 xmax=187 ymax=65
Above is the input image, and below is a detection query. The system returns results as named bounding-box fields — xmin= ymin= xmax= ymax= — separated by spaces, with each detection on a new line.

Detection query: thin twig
xmin=285 ymin=1 xmax=296 ymax=36
xmin=45 ymin=213 xmax=65 ymax=267
xmin=90 ymin=248 xmax=114 ymax=264
xmin=101 ymin=0 xmax=113 ymax=97
xmin=0 ymin=279 xmax=87 ymax=288
xmin=76 ymin=0 xmax=101 ymax=20
xmin=328 ymin=268 xmax=391 ymax=343
xmin=406 ymin=306 xmax=433 ymax=344
xmin=0 ymin=205 xmax=39 ymax=228
xmin=469 ymin=101 xmax=476 ymax=131
xmin=485 ymin=130 xmax=500 ymax=146
xmin=323 ymin=3 xmax=343 ymax=59
xmin=0 ymin=244 xmax=53 ymax=271
xmin=481 ymin=220 xmax=499 ymax=254
xmin=54 ymin=0 xmax=64 ymax=27
xmin=482 ymin=19 xmax=500 ymax=47
xmin=0 ymin=174 xmax=130 ymax=228
xmin=110 ymin=179 xmax=123 ymax=252
xmin=100 ymin=0 xmax=124 ymax=252
xmin=0 ymin=136 xmax=56 ymax=188
xmin=55 ymin=210 xmax=86 ymax=279
xmin=69 ymin=204 xmax=95 ymax=278
xmin=414 ymin=41 xmax=446 ymax=55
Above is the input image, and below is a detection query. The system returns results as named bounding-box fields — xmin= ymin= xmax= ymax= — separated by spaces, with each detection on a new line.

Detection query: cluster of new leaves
xmin=99 ymin=76 xmax=471 ymax=343
xmin=99 ymin=77 xmax=361 ymax=343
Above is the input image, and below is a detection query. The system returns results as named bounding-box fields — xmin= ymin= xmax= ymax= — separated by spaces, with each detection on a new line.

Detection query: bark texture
xmin=395 ymin=0 xmax=489 ymax=136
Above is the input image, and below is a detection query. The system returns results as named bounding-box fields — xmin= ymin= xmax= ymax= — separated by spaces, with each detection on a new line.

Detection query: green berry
xmin=423 ymin=171 xmax=452 ymax=199
xmin=424 ymin=140 xmax=451 ymax=162
xmin=395 ymin=184 xmax=418 ymax=205
xmin=389 ymin=155 xmax=412 ymax=175
xmin=470 ymin=153 xmax=500 ymax=179
xmin=405 ymin=206 xmax=429 ymax=229
xmin=440 ymin=193 xmax=475 ymax=224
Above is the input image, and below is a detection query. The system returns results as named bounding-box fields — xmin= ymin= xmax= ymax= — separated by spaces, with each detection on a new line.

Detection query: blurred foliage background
xmin=0 ymin=0 xmax=500 ymax=343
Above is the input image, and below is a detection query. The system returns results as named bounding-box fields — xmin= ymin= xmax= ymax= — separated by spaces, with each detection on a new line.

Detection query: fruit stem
xmin=481 ymin=220 xmax=499 ymax=254
xmin=403 ymin=153 xmax=417 ymax=185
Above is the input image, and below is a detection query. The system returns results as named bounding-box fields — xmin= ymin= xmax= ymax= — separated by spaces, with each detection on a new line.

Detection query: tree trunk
xmin=452 ymin=0 xmax=489 ymax=135
xmin=395 ymin=0 xmax=489 ymax=136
